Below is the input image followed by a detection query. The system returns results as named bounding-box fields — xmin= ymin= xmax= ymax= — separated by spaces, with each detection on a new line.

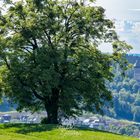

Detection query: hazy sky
xmin=96 ymin=0 xmax=140 ymax=53
xmin=96 ymin=0 xmax=140 ymax=21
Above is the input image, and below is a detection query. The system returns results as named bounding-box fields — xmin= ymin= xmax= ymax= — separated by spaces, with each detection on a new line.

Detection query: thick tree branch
xmin=3 ymin=56 xmax=11 ymax=70
xmin=31 ymin=88 xmax=45 ymax=101
xmin=44 ymin=30 xmax=53 ymax=47
xmin=32 ymin=37 xmax=38 ymax=50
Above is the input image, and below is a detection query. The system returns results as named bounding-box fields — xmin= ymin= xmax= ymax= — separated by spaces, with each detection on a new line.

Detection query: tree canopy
xmin=0 ymin=0 xmax=132 ymax=124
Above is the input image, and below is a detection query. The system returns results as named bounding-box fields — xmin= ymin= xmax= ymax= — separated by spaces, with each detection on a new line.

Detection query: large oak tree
xmin=0 ymin=0 xmax=132 ymax=124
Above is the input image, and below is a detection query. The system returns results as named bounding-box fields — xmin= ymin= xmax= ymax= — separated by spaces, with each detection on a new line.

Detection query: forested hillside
xmin=105 ymin=54 xmax=140 ymax=122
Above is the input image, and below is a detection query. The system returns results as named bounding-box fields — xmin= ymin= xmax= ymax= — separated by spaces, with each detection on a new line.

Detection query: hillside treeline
xmin=105 ymin=54 xmax=140 ymax=122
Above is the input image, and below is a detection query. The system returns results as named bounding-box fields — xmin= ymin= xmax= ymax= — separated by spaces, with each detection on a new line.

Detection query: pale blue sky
xmin=96 ymin=0 xmax=140 ymax=53
xmin=96 ymin=0 xmax=140 ymax=21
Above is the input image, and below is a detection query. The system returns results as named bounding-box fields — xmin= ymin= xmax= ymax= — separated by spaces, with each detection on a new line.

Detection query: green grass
xmin=0 ymin=124 xmax=138 ymax=140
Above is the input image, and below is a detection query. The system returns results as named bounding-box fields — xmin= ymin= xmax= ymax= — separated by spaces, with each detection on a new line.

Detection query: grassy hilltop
xmin=0 ymin=124 xmax=138 ymax=140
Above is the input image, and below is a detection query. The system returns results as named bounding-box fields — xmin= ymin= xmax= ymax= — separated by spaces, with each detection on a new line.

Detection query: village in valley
xmin=0 ymin=111 xmax=139 ymax=137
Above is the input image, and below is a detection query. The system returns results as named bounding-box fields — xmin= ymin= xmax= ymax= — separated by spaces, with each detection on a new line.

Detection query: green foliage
xmin=0 ymin=0 xmax=131 ymax=123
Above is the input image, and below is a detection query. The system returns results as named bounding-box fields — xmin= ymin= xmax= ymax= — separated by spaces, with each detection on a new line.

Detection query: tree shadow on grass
xmin=2 ymin=123 xmax=58 ymax=134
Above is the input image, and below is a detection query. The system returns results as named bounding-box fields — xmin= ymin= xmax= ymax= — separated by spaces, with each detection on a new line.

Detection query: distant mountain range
xmin=128 ymin=54 xmax=140 ymax=56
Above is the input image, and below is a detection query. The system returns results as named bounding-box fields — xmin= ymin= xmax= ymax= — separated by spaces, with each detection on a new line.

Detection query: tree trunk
xmin=44 ymin=88 xmax=59 ymax=124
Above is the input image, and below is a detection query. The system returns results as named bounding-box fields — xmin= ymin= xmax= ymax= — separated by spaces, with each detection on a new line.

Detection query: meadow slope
xmin=0 ymin=124 xmax=138 ymax=140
